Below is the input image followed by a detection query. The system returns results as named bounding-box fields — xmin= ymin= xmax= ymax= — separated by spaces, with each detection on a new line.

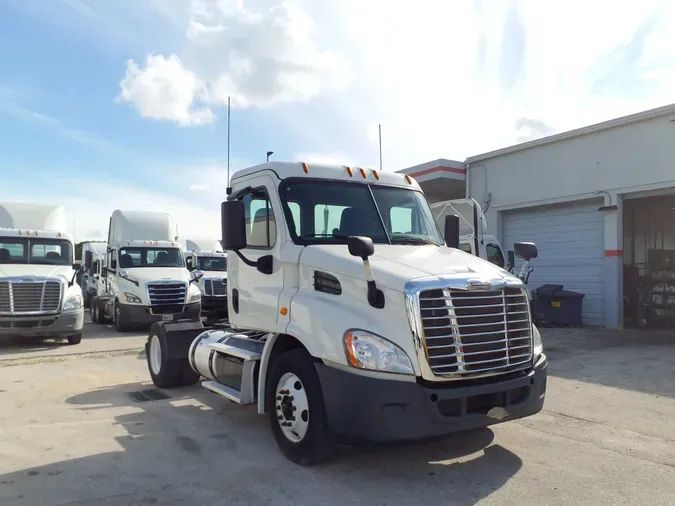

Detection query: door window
xmin=242 ymin=188 xmax=277 ymax=249
xmin=109 ymin=249 xmax=117 ymax=270
xmin=486 ymin=243 xmax=505 ymax=268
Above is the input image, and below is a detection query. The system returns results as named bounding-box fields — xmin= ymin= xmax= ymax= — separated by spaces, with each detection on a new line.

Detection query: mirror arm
xmin=363 ymin=259 xmax=385 ymax=309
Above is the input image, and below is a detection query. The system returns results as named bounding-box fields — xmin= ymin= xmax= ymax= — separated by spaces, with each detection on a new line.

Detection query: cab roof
xmin=0 ymin=228 xmax=73 ymax=241
xmin=230 ymin=161 xmax=422 ymax=190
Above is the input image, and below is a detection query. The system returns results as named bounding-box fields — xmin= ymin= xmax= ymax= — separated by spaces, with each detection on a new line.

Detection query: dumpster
xmin=531 ymin=284 xmax=585 ymax=326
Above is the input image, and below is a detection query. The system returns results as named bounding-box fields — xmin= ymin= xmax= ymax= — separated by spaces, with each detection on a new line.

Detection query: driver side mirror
xmin=514 ymin=242 xmax=538 ymax=261
xmin=221 ymin=200 xmax=247 ymax=251
xmin=444 ymin=214 xmax=460 ymax=249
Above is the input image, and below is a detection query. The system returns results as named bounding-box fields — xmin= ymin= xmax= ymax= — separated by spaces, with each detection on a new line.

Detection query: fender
xmin=257 ymin=333 xmax=279 ymax=415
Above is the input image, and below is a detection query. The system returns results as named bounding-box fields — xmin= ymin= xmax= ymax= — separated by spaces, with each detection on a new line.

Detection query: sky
xmin=1 ymin=0 xmax=675 ymax=242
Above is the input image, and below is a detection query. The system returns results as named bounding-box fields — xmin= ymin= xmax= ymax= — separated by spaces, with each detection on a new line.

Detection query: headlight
xmin=343 ymin=330 xmax=414 ymax=375
xmin=63 ymin=294 xmax=83 ymax=311
xmin=189 ymin=289 xmax=201 ymax=302
xmin=124 ymin=292 xmax=142 ymax=304
xmin=532 ymin=324 xmax=543 ymax=358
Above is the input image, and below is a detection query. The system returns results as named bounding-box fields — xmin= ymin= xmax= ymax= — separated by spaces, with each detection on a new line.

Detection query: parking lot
xmin=1 ymin=320 xmax=674 ymax=506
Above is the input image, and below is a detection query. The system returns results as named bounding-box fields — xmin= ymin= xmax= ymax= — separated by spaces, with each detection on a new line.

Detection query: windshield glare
xmin=0 ymin=238 xmax=73 ymax=265
xmin=281 ymin=181 xmax=444 ymax=245
xmin=196 ymin=256 xmax=226 ymax=271
xmin=119 ymin=247 xmax=184 ymax=268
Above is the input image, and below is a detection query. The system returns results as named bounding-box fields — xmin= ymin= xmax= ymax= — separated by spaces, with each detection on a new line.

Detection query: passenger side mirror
xmin=190 ymin=270 xmax=204 ymax=283
xmin=444 ymin=214 xmax=460 ymax=249
xmin=221 ymin=200 xmax=247 ymax=251
xmin=514 ymin=242 xmax=538 ymax=261
xmin=348 ymin=236 xmax=374 ymax=259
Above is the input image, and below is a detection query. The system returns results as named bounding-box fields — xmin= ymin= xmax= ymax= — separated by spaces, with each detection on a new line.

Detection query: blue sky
xmin=1 ymin=0 xmax=675 ymax=241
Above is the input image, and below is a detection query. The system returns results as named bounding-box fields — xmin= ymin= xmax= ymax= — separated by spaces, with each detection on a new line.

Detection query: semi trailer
xmin=91 ymin=210 xmax=202 ymax=331
xmin=0 ymin=202 xmax=83 ymax=344
xmin=145 ymin=162 xmax=547 ymax=465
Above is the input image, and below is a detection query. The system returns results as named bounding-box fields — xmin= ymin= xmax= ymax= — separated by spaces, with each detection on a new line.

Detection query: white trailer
xmin=0 ymin=202 xmax=84 ymax=344
xmin=91 ymin=210 xmax=202 ymax=331
xmin=146 ymin=162 xmax=547 ymax=465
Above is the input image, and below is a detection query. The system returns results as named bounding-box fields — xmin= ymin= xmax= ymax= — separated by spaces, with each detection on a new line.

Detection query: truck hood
xmin=0 ymin=264 xmax=75 ymax=281
xmin=119 ymin=267 xmax=191 ymax=286
xmin=301 ymin=244 xmax=521 ymax=292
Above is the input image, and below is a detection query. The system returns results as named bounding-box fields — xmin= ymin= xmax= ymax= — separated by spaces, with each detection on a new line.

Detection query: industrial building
xmin=399 ymin=103 xmax=675 ymax=329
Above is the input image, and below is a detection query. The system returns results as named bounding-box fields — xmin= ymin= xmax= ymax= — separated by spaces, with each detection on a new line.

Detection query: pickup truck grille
xmin=419 ymin=287 xmax=532 ymax=377
xmin=203 ymin=278 xmax=227 ymax=297
xmin=0 ymin=280 xmax=62 ymax=314
xmin=147 ymin=281 xmax=187 ymax=306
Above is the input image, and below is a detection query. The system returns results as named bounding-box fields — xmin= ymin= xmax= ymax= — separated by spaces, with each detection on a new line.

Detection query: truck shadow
xmin=0 ymin=382 xmax=522 ymax=505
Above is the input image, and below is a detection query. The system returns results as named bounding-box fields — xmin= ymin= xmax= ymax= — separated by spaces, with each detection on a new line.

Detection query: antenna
xmin=226 ymin=96 xmax=232 ymax=195
xmin=378 ymin=124 xmax=383 ymax=172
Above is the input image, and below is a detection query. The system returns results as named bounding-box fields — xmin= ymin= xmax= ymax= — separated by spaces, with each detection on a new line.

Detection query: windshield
xmin=281 ymin=180 xmax=444 ymax=245
xmin=0 ymin=238 xmax=73 ymax=265
xmin=119 ymin=247 xmax=184 ymax=268
xmin=196 ymin=256 xmax=227 ymax=271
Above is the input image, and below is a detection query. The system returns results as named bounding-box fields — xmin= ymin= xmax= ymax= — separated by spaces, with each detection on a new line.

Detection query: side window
xmin=109 ymin=249 xmax=117 ymax=270
xmin=390 ymin=207 xmax=413 ymax=234
xmin=486 ymin=243 xmax=505 ymax=268
xmin=314 ymin=205 xmax=348 ymax=236
xmin=243 ymin=188 xmax=277 ymax=248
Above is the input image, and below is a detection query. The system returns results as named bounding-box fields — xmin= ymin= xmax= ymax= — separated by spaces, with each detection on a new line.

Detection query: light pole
xmin=266 ymin=151 xmax=274 ymax=162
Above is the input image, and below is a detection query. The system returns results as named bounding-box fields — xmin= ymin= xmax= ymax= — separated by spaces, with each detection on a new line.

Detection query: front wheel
xmin=114 ymin=302 xmax=129 ymax=332
xmin=67 ymin=333 xmax=82 ymax=345
xmin=267 ymin=349 xmax=334 ymax=466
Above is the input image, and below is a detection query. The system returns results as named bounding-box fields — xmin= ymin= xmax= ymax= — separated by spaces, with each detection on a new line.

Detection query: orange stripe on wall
xmin=605 ymin=250 xmax=622 ymax=257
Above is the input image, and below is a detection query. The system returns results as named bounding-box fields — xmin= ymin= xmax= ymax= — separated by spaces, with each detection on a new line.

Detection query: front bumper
xmin=118 ymin=302 xmax=202 ymax=327
xmin=201 ymin=295 xmax=227 ymax=311
xmin=0 ymin=309 xmax=84 ymax=339
xmin=317 ymin=354 xmax=547 ymax=443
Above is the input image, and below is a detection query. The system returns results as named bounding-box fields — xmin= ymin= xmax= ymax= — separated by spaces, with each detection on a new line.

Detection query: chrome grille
xmin=419 ymin=287 xmax=532 ymax=377
xmin=147 ymin=281 xmax=187 ymax=305
xmin=204 ymin=278 xmax=227 ymax=297
xmin=0 ymin=280 xmax=63 ymax=314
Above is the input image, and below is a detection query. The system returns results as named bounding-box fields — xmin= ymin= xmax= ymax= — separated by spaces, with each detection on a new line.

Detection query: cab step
xmin=201 ymin=380 xmax=243 ymax=403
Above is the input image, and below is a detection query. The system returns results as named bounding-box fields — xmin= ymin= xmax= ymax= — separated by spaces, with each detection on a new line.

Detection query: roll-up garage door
xmin=501 ymin=200 xmax=605 ymax=326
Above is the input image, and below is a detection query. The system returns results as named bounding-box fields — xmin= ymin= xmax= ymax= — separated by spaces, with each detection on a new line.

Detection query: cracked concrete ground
xmin=0 ymin=322 xmax=674 ymax=505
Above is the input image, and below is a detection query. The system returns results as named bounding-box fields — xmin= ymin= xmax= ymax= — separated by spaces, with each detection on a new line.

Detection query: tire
xmin=95 ymin=298 xmax=108 ymax=324
xmin=67 ymin=333 xmax=82 ymax=345
xmin=114 ymin=301 xmax=130 ymax=332
xmin=146 ymin=326 xmax=200 ymax=389
xmin=266 ymin=348 xmax=334 ymax=466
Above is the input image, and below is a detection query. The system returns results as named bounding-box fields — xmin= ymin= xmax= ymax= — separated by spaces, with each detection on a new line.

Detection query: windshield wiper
xmin=390 ymin=235 xmax=438 ymax=245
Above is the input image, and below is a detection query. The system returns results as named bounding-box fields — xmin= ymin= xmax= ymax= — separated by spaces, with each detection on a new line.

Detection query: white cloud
xmin=118 ymin=54 xmax=214 ymax=126
xmin=117 ymin=0 xmax=348 ymax=125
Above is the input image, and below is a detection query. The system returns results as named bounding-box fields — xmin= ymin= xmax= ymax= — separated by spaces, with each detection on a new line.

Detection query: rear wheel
xmin=267 ymin=348 xmax=334 ymax=466
xmin=146 ymin=326 xmax=200 ymax=389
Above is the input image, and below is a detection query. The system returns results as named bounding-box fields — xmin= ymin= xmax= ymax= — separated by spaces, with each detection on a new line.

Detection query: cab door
xmin=228 ymin=174 xmax=287 ymax=332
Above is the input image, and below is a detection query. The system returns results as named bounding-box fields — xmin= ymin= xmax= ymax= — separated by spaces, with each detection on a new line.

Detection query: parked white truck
xmin=431 ymin=198 xmax=507 ymax=267
xmin=0 ymin=202 xmax=83 ymax=344
xmin=183 ymin=239 xmax=228 ymax=317
xmin=80 ymin=241 xmax=107 ymax=308
xmin=91 ymin=210 xmax=202 ymax=331
xmin=145 ymin=162 xmax=547 ymax=465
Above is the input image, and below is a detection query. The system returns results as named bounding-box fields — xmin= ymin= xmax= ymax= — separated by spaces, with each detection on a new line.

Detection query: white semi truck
xmin=0 ymin=202 xmax=83 ymax=344
xmin=431 ymin=198 xmax=507 ymax=268
xmin=80 ymin=241 xmax=107 ymax=308
xmin=91 ymin=210 xmax=202 ymax=331
xmin=182 ymin=238 xmax=228 ymax=318
xmin=145 ymin=162 xmax=547 ymax=465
